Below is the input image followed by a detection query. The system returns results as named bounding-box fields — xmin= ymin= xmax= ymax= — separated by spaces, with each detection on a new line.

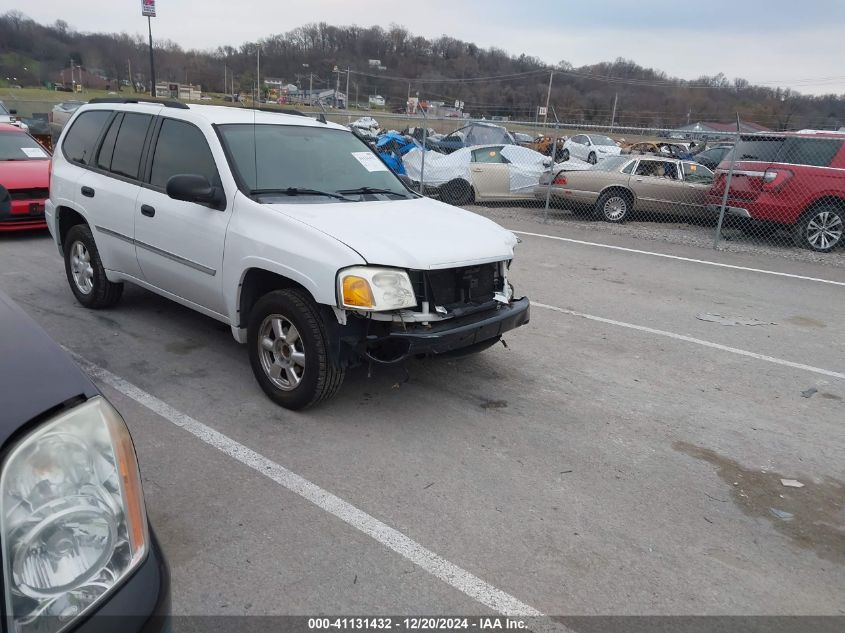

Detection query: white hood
xmin=269 ymin=196 xmax=517 ymax=270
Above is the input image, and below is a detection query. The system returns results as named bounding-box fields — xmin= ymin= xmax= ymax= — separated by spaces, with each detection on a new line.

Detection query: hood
xmin=596 ymin=145 xmax=621 ymax=155
xmin=0 ymin=290 xmax=98 ymax=441
xmin=269 ymin=196 xmax=517 ymax=269
xmin=0 ymin=159 xmax=50 ymax=189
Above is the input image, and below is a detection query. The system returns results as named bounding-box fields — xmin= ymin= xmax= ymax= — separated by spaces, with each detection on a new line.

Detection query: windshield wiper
xmin=336 ymin=186 xmax=410 ymax=198
xmin=249 ymin=187 xmax=350 ymax=201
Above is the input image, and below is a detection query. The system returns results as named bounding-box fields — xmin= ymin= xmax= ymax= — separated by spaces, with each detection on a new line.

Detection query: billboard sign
xmin=142 ymin=0 xmax=156 ymax=17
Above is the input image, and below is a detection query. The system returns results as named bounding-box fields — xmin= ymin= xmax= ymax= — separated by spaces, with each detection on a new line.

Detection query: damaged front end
xmin=329 ymin=261 xmax=530 ymax=367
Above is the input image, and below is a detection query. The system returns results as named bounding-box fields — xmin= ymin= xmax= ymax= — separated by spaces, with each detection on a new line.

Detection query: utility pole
xmin=147 ymin=16 xmax=156 ymax=96
xmin=224 ymin=64 xmax=226 ymax=97
xmin=543 ymin=71 xmax=554 ymax=134
xmin=309 ymin=73 xmax=313 ymax=104
xmin=609 ymin=92 xmax=618 ymax=132
xmin=127 ymin=59 xmax=132 ymax=92
xmin=256 ymin=46 xmax=260 ymax=104
xmin=345 ymin=66 xmax=350 ymax=110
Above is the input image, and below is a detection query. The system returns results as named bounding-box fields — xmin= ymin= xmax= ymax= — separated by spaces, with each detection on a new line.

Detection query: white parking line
xmin=66 ymin=350 xmax=545 ymax=618
xmin=533 ymin=302 xmax=845 ymax=381
xmin=512 ymin=231 xmax=845 ymax=287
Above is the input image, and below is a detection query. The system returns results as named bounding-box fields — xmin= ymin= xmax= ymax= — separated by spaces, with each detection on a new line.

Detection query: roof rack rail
xmin=87 ymin=97 xmax=189 ymax=110
xmin=252 ymin=107 xmax=314 ymax=119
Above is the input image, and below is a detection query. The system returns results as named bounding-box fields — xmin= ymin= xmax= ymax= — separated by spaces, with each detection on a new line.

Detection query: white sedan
xmin=403 ymin=144 xmax=557 ymax=205
xmin=561 ymin=133 xmax=621 ymax=164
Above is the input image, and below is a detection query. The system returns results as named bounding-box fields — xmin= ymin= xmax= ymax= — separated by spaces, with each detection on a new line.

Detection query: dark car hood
xmin=0 ymin=291 xmax=97 ymax=446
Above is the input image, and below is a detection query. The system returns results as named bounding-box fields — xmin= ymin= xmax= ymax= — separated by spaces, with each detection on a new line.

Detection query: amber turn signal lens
xmin=342 ymin=275 xmax=375 ymax=308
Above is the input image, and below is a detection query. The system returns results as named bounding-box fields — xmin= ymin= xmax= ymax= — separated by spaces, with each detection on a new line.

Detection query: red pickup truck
xmin=706 ymin=131 xmax=845 ymax=252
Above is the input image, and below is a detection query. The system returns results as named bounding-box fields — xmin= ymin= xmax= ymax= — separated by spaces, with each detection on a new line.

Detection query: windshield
xmin=593 ymin=156 xmax=631 ymax=171
xmin=0 ymin=132 xmax=49 ymax=161
xmin=591 ymin=135 xmax=617 ymax=146
xmin=219 ymin=124 xmax=410 ymax=202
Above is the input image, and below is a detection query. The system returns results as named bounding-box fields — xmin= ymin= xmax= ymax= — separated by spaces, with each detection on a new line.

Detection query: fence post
xmin=419 ymin=107 xmax=428 ymax=195
xmin=542 ymin=159 xmax=555 ymax=224
xmin=714 ymin=113 xmax=741 ymax=249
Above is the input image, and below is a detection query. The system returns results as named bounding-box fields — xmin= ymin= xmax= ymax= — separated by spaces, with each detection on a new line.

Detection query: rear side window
xmin=96 ymin=113 xmax=122 ymax=171
xmin=150 ymin=119 xmax=219 ymax=189
xmin=110 ymin=113 xmax=152 ymax=179
xmin=62 ymin=110 xmax=111 ymax=165
xmin=780 ymin=138 xmax=842 ymax=167
xmin=731 ymin=136 xmax=843 ymax=167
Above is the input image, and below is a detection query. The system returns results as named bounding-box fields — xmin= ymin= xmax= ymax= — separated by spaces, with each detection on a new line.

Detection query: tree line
xmin=1 ymin=11 xmax=843 ymax=130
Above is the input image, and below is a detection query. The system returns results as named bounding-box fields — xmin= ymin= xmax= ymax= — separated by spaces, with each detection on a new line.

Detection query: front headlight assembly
xmin=1 ymin=396 xmax=148 ymax=633
xmin=338 ymin=266 xmax=417 ymax=311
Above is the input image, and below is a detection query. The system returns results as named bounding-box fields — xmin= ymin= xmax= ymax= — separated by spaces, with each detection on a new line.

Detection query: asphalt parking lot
xmin=1 ymin=220 xmax=843 ymax=622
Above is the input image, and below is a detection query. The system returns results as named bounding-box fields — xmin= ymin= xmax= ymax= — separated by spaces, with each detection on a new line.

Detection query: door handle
xmin=140 ymin=204 xmax=156 ymax=217
xmin=471 ymin=168 xmax=483 ymax=172
xmin=635 ymin=178 xmax=644 ymax=182
xmin=81 ymin=186 xmax=95 ymax=198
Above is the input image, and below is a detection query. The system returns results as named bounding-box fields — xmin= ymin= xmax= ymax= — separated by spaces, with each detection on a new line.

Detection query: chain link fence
xmin=322 ymin=110 xmax=844 ymax=260
xmin=7 ymin=91 xmax=844 ymax=259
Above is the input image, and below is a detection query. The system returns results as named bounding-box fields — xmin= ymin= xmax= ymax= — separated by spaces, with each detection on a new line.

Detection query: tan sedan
xmin=534 ymin=155 xmax=715 ymax=223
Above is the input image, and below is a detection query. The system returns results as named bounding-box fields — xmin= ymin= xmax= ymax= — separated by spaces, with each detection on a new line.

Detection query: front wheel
xmin=794 ymin=206 xmax=844 ymax=252
xmin=439 ymin=179 xmax=474 ymax=206
xmin=63 ymin=224 xmax=123 ymax=309
xmin=587 ymin=152 xmax=597 ymax=165
xmin=596 ymin=191 xmax=631 ymax=223
xmin=247 ymin=289 xmax=345 ymax=410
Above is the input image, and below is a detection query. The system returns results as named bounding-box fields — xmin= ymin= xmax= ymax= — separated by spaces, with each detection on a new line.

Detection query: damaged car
xmin=426 ymin=122 xmax=515 ymax=154
xmin=403 ymin=143 xmax=557 ymax=205
xmin=47 ymin=99 xmax=529 ymax=410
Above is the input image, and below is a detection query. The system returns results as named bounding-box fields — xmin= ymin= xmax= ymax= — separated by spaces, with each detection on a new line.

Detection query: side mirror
xmin=166 ymin=174 xmax=224 ymax=208
xmin=0 ymin=184 xmax=10 ymax=214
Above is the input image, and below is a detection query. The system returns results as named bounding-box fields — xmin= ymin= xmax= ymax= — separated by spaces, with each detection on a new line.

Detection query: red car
xmin=706 ymin=131 xmax=845 ymax=252
xmin=0 ymin=123 xmax=50 ymax=232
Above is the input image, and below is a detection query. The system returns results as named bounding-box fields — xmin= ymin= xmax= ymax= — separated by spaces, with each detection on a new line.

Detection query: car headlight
xmin=1 ymin=396 xmax=148 ymax=633
xmin=338 ymin=266 xmax=417 ymax=311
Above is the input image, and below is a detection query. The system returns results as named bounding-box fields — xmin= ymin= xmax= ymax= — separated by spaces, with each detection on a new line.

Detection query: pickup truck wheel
xmin=63 ymin=224 xmax=123 ymax=309
xmin=248 ymin=289 xmax=345 ymax=410
xmin=794 ymin=206 xmax=844 ymax=252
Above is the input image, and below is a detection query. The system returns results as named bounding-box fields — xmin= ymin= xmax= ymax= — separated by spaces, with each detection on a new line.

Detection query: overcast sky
xmin=12 ymin=0 xmax=845 ymax=95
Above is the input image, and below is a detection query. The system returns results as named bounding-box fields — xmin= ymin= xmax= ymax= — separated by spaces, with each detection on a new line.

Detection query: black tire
xmin=247 ymin=288 xmax=345 ymax=410
xmin=587 ymin=152 xmax=597 ymax=165
xmin=439 ymin=178 xmax=474 ymax=206
xmin=63 ymin=224 xmax=123 ymax=309
xmin=561 ymin=148 xmax=570 ymax=162
xmin=793 ymin=205 xmax=844 ymax=253
xmin=595 ymin=190 xmax=632 ymax=223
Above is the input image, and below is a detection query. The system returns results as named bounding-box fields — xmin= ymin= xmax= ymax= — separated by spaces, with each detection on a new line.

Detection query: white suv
xmin=47 ymin=98 xmax=530 ymax=409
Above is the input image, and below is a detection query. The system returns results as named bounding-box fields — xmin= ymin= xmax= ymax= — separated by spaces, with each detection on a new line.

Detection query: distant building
xmin=155 ymin=82 xmax=202 ymax=101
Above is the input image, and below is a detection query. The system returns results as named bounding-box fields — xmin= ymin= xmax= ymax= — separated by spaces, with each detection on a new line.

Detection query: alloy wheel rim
xmin=70 ymin=241 xmax=94 ymax=295
xmin=806 ymin=211 xmax=843 ymax=250
xmin=604 ymin=197 xmax=627 ymax=221
xmin=258 ymin=314 xmax=306 ymax=391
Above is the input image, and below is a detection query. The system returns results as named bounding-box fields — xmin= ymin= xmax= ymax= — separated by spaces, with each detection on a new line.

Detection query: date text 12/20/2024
xmin=308 ymin=618 xmax=528 ymax=630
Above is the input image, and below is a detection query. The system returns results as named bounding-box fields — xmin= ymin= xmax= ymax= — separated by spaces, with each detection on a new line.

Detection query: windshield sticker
xmin=351 ymin=151 xmax=389 ymax=172
xmin=21 ymin=147 xmax=48 ymax=158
